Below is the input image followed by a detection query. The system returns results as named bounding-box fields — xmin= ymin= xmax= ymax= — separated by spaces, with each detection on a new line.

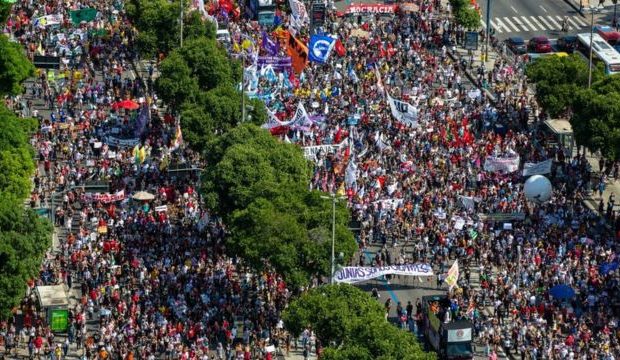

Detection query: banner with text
xmin=387 ymin=93 xmax=418 ymax=126
xmin=484 ymin=155 xmax=520 ymax=173
xmin=81 ymin=190 xmax=125 ymax=203
xmin=333 ymin=264 xmax=434 ymax=284
xmin=522 ymin=159 xmax=552 ymax=176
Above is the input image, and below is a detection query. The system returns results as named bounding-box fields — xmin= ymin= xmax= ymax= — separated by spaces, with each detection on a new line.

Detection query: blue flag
xmin=308 ymin=35 xmax=335 ymax=63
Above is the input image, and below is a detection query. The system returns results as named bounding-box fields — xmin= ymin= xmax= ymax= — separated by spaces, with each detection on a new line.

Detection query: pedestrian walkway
xmin=482 ymin=14 xmax=589 ymax=34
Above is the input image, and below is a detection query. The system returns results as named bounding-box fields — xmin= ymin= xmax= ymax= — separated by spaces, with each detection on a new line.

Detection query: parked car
xmin=506 ymin=36 xmax=526 ymax=54
xmin=557 ymin=35 xmax=578 ymax=53
xmin=594 ymin=25 xmax=620 ymax=45
xmin=528 ymin=36 xmax=552 ymax=53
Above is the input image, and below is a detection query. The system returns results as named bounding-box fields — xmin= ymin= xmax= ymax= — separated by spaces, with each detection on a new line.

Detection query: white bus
xmin=576 ymin=32 xmax=620 ymax=75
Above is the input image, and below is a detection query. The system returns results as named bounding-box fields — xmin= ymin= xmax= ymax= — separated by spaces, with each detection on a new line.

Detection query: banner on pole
xmin=333 ymin=264 xmax=434 ymax=284
xmin=444 ymin=260 xmax=459 ymax=289
xmin=34 ymin=14 xmax=63 ymax=27
xmin=522 ymin=159 xmax=552 ymax=176
xmin=81 ymin=190 xmax=125 ymax=203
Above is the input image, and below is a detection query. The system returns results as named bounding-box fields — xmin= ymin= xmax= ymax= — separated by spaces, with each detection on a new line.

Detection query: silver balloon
xmin=524 ymin=175 xmax=552 ymax=203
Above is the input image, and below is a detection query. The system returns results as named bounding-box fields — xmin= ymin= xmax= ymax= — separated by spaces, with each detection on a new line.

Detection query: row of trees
xmin=127 ymin=1 xmax=356 ymax=289
xmin=0 ymin=35 xmax=53 ymax=319
xmin=526 ymin=54 xmax=620 ymax=160
xmin=283 ymin=285 xmax=435 ymax=359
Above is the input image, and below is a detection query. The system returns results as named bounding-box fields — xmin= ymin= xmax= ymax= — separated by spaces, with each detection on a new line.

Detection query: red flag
xmin=219 ymin=0 xmax=233 ymax=13
xmin=334 ymin=39 xmax=346 ymax=57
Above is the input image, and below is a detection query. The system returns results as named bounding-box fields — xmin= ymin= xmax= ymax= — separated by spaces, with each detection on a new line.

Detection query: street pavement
xmin=478 ymin=0 xmax=590 ymax=40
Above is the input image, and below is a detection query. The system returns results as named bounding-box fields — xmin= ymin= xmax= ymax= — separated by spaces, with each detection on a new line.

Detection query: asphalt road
xmin=478 ymin=0 xmax=590 ymax=40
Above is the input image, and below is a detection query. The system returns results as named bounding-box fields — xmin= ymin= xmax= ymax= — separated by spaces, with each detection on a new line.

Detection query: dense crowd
xmin=0 ymin=0 xmax=618 ymax=359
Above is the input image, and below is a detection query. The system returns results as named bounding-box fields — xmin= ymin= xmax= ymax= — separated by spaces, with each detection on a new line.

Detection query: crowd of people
xmin=0 ymin=0 xmax=618 ymax=359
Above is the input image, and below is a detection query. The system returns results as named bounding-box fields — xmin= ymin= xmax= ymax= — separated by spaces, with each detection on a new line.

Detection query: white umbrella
xmin=132 ymin=191 xmax=155 ymax=201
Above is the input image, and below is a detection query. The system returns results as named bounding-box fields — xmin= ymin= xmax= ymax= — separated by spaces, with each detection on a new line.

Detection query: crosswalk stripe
xmin=530 ymin=16 xmax=545 ymax=30
xmin=566 ymin=17 xmax=581 ymax=30
xmin=521 ymin=16 xmax=538 ymax=31
xmin=492 ymin=18 xmax=510 ymax=33
xmin=537 ymin=16 xmax=556 ymax=30
xmin=572 ymin=16 xmax=588 ymax=27
xmin=555 ymin=16 xmax=571 ymax=30
xmin=502 ymin=17 xmax=521 ymax=32
xmin=546 ymin=16 xmax=562 ymax=30
xmin=481 ymin=19 xmax=487 ymax=29
xmin=511 ymin=17 xmax=530 ymax=31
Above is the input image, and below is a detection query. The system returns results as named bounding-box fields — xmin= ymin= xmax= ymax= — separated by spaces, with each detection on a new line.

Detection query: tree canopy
xmin=0 ymin=106 xmax=52 ymax=319
xmin=283 ymin=285 xmax=434 ymax=359
xmin=525 ymin=54 xmax=602 ymax=118
xmin=0 ymin=35 xmax=35 ymax=96
xmin=449 ymin=0 xmax=481 ymax=29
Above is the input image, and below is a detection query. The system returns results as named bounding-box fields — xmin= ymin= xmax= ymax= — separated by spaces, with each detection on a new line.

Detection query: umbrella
xmin=112 ymin=99 xmax=140 ymax=110
xmin=132 ymin=191 xmax=155 ymax=201
xmin=549 ymin=284 xmax=575 ymax=300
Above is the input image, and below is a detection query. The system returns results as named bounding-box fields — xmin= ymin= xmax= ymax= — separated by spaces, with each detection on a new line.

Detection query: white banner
xmin=522 ymin=159 xmax=552 ymax=176
xmin=447 ymin=328 xmax=472 ymax=342
xmin=387 ymin=94 xmax=418 ymax=126
xmin=303 ymin=139 xmax=348 ymax=160
xmin=484 ymin=155 xmax=520 ymax=173
xmin=81 ymin=190 xmax=125 ymax=203
xmin=333 ymin=264 xmax=434 ymax=284
xmin=444 ymin=260 xmax=459 ymax=290
xmin=289 ymin=0 xmax=309 ymax=25
xmin=105 ymin=136 xmax=140 ymax=147
xmin=34 ymin=14 xmax=64 ymax=27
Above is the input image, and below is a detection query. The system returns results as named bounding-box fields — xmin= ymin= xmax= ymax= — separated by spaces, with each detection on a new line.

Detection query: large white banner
xmin=302 ymin=140 xmax=348 ymax=160
xmin=333 ymin=264 xmax=434 ymax=284
xmin=484 ymin=155 xmax=520 ymax=173
xmin=387 ymin=94 xmax=418 ymax=127
xmin=522 ymin=159 xmax=552 ymax=176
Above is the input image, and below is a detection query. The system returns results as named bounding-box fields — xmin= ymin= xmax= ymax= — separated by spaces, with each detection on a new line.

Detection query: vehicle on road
xmin=576 ymin=32 xmax=620 ymax=75
xmin=420 ymin=295 xmax=473 ymax=360
xmin=506 ymin=36 xmax=526 ymax=55
xmin=593 ymin=25 xmax=620 ymax=46
xmin=528 ymin=36 xmax=552 ymax=53
xmin=557 ymin=35 xmax=578 ymax=53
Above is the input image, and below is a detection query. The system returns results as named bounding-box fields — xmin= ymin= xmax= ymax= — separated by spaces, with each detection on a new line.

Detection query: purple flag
xmin=261 ymin=31 xmax=279 ymax=56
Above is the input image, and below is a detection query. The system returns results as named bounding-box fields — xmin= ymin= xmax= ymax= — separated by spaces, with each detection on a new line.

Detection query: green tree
xmin=571 ymin=88 xmax=620 ymax=160
xmin=202 ymin=124 xmax=311 ymax=213
xmin=284 ymin=285 xmax=434 ymax=359
xmin=126 ymin=0 xmax=182 ymax=56
xmin=454 ymin=6 xmax=481 ymax=29
xmin=184 ymin=11 xmax=216 ymax=41
xmin=178 ymin=37 xmax=239 ymax=91
xmin=526 ymin=54 xmax=603 ymax=117
xmin=154 ymin=52 xmax=199 ymax=110
xmin=0 ymin=35 xmax=34 ymax=96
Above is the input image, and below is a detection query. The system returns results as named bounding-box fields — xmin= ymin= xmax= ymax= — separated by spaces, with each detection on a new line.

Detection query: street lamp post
xmin=588 ymin=6 xmax=602 ymax=88
xmin=180 ymin=0 xmax=184 ymax=47
xmin=321 ymin=194 xmax=345 ymax=284
xmin=485 ymin=0 xmax=492 ymax=62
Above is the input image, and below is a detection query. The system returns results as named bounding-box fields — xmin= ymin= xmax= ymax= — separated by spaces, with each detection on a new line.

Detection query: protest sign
xmin=333 ymin=264 xmax=434 ymax=284
xmin=256 ymin=56 xmax=292 ymax=70
xmin=444 ymin=260 xmax=459 ymax=289
xmin=522 ymin=159 xmax=552 ymax=176
xmin=478 ymin=213 xmax=526 ymax=222
xmin=484 ymin=155 xmax=520 ymax=173
xmin=344 ymin=4 xmax=398 ymax=14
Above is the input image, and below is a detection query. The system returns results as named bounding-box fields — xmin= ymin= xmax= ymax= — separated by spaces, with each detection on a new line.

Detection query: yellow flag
xmin=241 ymin=39 xmax=252 ymax=50
xmin=139 ymin=146 xmax=146 ymax=164
xmin=336 ymin=183 xmax=345 ymax=197
xmin=232 ymin=41 xmax=240 ymax=53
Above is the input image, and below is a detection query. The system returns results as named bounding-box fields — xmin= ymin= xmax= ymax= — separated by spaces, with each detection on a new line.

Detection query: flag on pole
xmin=444 ymin=260 xmax=459 ymax=290
xmin=172 ymin=123 xmax=183 ymax=150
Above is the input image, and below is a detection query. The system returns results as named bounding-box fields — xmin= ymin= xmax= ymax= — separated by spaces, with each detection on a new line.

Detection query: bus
xmin=576 ymin=32 xmax=620 ymax=75
xmin=420 ymin=295 xmax=473 ymax=359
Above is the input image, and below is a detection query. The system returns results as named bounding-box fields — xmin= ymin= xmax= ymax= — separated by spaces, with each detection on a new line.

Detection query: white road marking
xmin=546 ymin=16 xmax=562 ymax=30
xmin=556 ymin=15 xmax=571 ymax=30
xmin=510 ymin=5 xmax=518 ymax=13
xmin=481 ymin=19 xmax=487 ymax=29
xmin=537 ymin=16 xmax=555 ymax=30
xmin=572 ymin=16 xmax=588 ymax=27
xmin=567 ymin=17 xmax=582 ymax=29
xmin=521 ymin=16 xmax=538 ymax=31
xmin=492 ymin=18 xmax=509 ymax=33
xmin=502 ymin=17 xmax=521 ymax=32
xmin=512 ymin=16 xmax=530 ymax=31
xmin=539 ymin=5 xmax=548 ymax=13
xmin=530 ymin=16 xmax=546 ymax=30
